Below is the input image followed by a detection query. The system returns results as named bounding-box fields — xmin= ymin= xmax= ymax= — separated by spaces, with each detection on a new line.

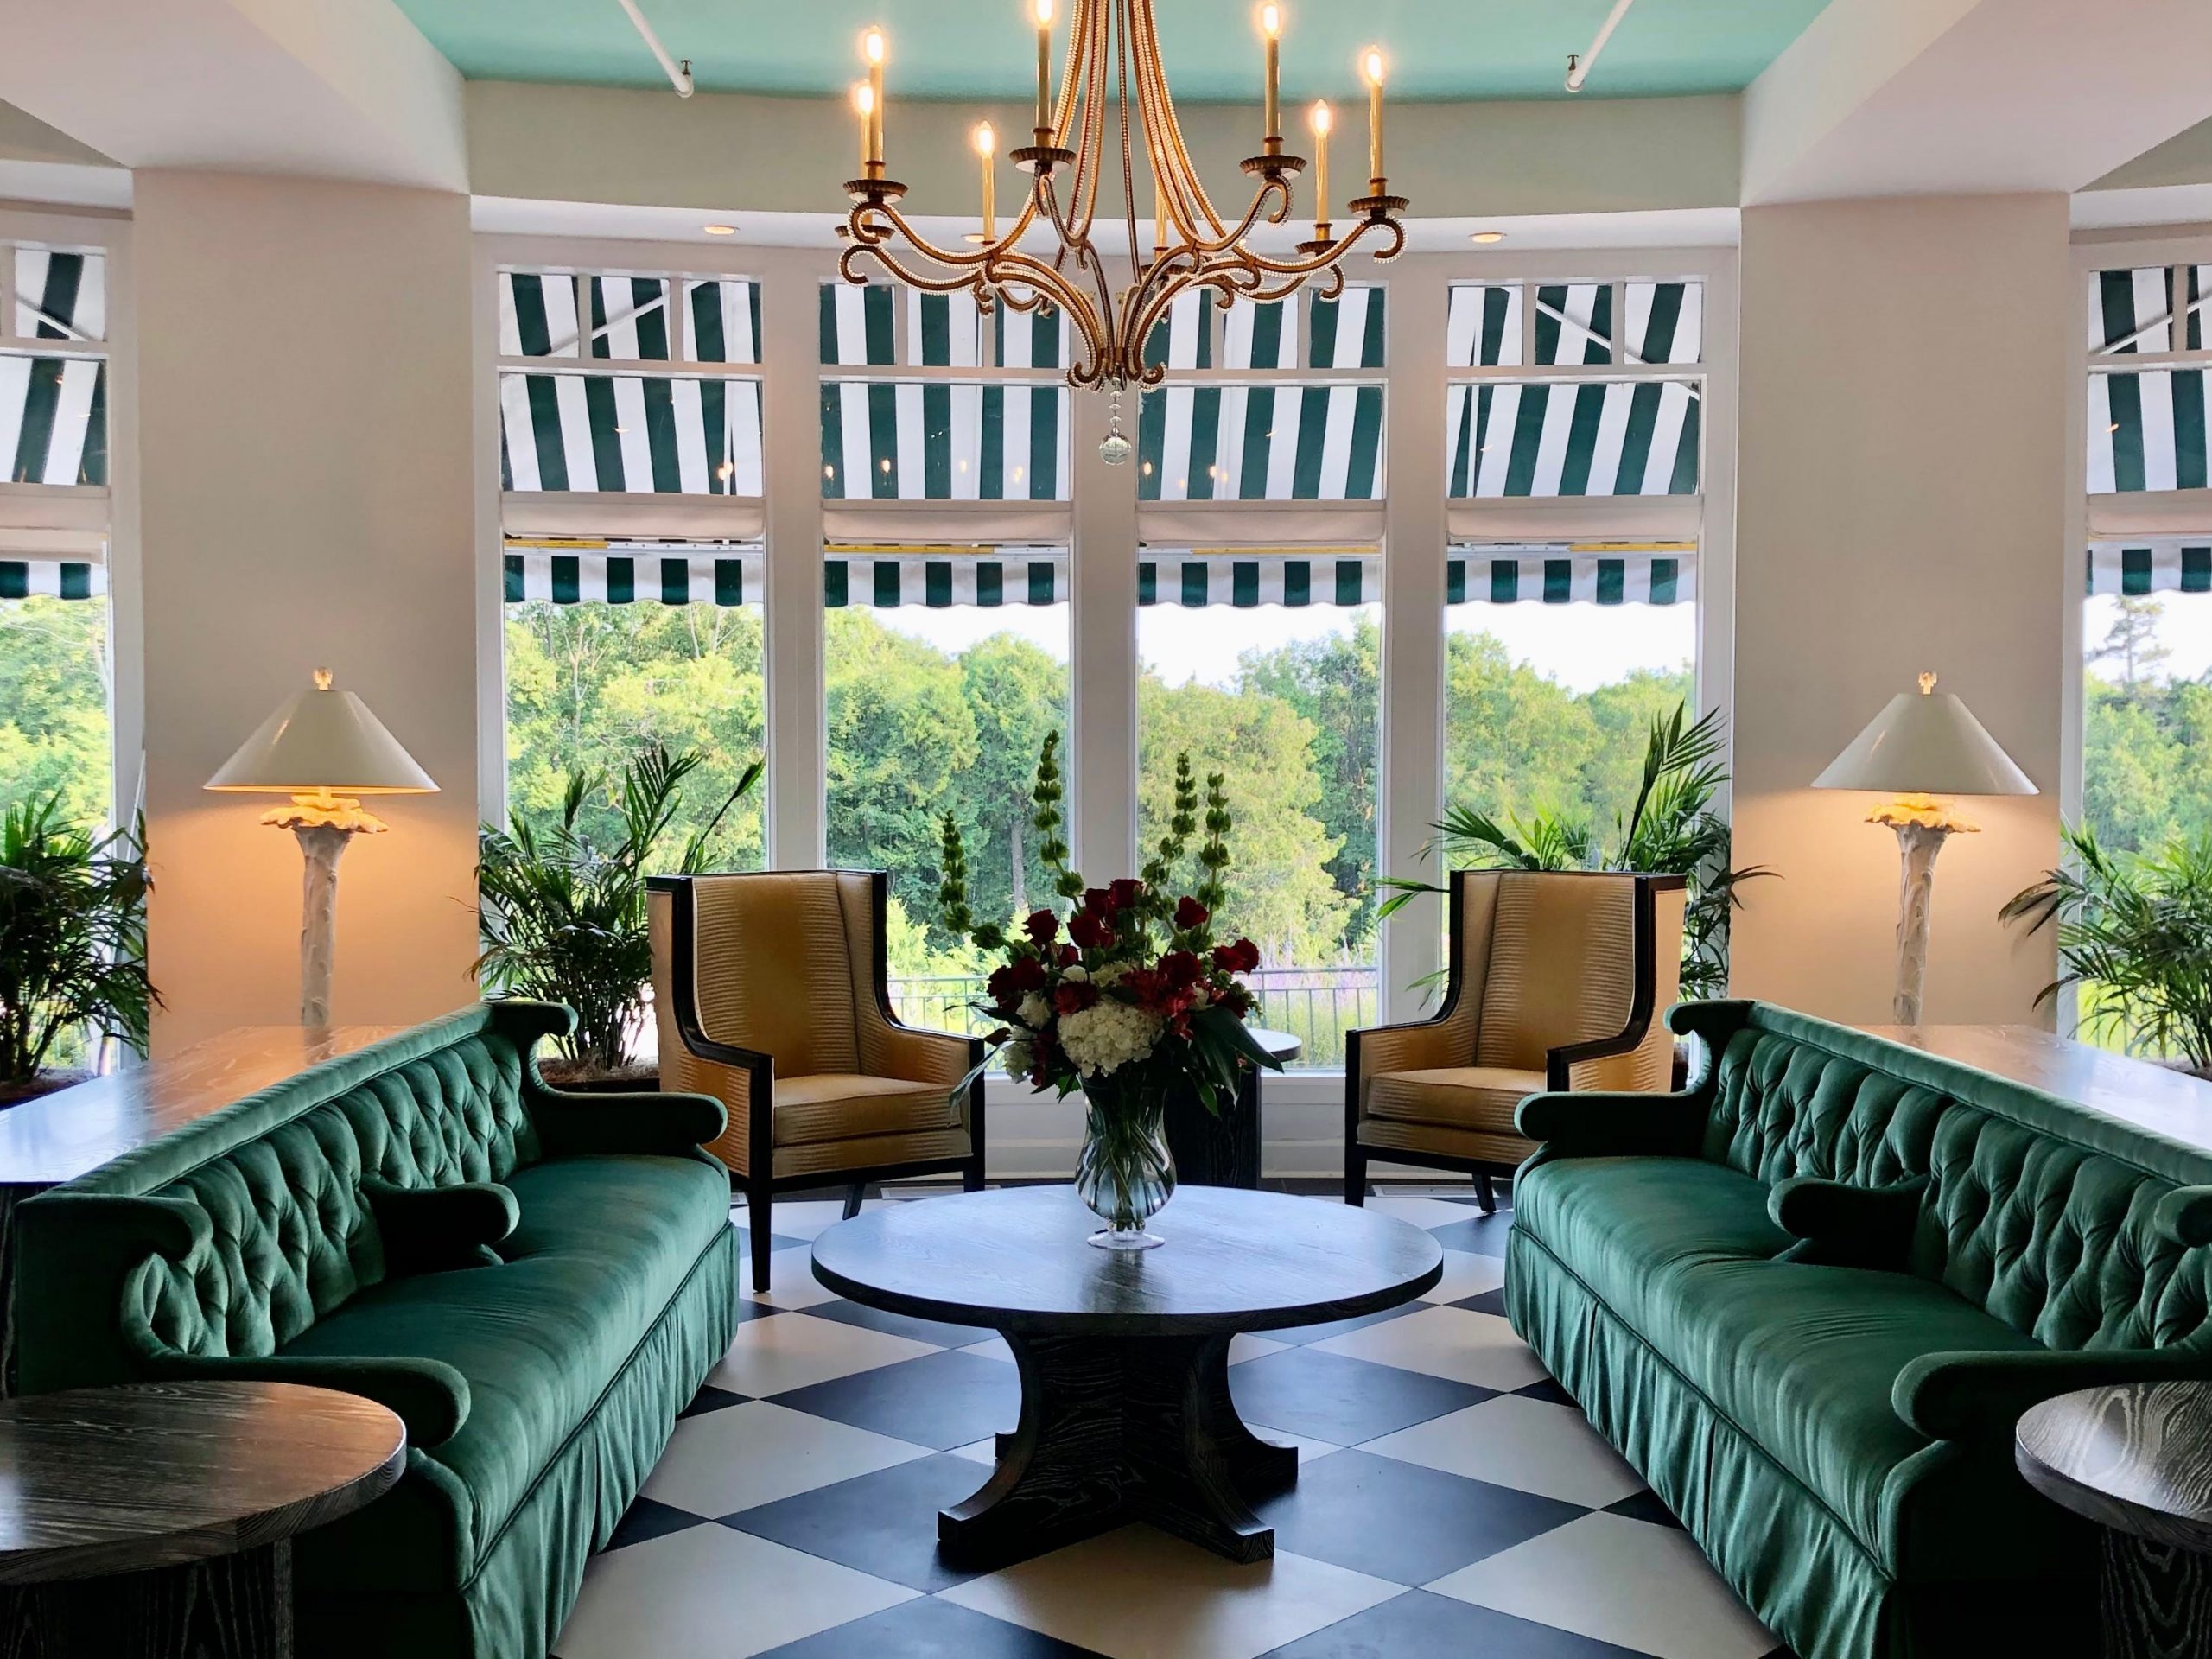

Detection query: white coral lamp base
xmin=1872 ymin=795 xmax=1977 ymax=1027
xmin=262 ymin=793 xmax=388 ymax=1028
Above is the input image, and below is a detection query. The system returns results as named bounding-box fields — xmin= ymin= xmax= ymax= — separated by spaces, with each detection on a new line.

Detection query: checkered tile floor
xmin=553 ymin=1190 xmax=1793 ymax=1659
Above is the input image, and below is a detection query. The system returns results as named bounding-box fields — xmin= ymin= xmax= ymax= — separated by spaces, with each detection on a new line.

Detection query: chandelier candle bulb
xmin=1260 ymin=5 xmax=1281 ymax=144
xmin=1363 ymin=48 xmax=1385 ymax=183
xmin=976 ymin=122 xmax=997 ymax=239
xmin=852 ymin=82 xmax=874 ymax=172
xmin=1309 ymin=100 xmax=1332 ymax=229
xmin=1034 ymin=0 xmax=1054 ymax=137
xmin=862 ymin=28 xmax=887 ymax=164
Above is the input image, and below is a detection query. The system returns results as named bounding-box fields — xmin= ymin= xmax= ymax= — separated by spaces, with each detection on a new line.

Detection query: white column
xmin=1379 ymin=259 xmax=1449 ymax=1021
xmin=758 ymin=251 xmax=827 ymax=868
xmin=1070 ymin=371 xmax=1139 ymax=881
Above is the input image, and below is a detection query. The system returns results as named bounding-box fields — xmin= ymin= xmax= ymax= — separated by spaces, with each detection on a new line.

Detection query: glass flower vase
xmin=1073 ymin=1075 xmax=1177 ymax=1250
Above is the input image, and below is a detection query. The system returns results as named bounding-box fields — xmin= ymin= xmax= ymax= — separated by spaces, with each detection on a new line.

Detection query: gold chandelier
xmin=837 ymin=1 xmax=1407 ymax=461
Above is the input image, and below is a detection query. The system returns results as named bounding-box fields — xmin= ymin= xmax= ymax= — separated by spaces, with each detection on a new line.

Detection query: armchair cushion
xmin=1770 ymin=1174 xmax=1929 ymax=1273
xmin=361 ymin=1178 xmax=518 ymax=1276
xmin=773 ymin=1073 xmax=960 ymax=1147
xmin=1366 ymin=1065 xmax=1546 ymax=1135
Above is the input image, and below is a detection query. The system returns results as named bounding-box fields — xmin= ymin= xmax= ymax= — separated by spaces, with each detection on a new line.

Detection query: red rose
xmin=1108 ymin=878 xmax=1145 ymax=915
xmin=1009 ymin=955 xmax=1048 ymax=991
xmin=1053 ymin=981 xmax=1099 ymax=1015
xmin=1216 ymin=982 xmax=1254 ymax=1017
xmin=1159 ymin=950 xmax=1204 ymax=988
xmin=1058 ymin=944 xmax=1082 ymax=967
xmin=1082 ymin=887 xmax=1114 ymax=916
xmin=1173 ymin=896 xmax=1210 ymax=931
xmin=1211 ymin=938 xmax=1261 ymax=975
xmin=1024 ymin=908 xmax=1060 ymax=946
xmin=1068 ymin=913 xmax=1116 ymax=950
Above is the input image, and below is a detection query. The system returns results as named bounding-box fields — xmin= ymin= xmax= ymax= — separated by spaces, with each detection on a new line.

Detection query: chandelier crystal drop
xmin=836 ymin=1 xmax=1407 ymax=455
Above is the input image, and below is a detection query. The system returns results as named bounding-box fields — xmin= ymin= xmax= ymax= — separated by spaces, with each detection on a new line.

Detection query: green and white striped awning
xmin=2088 ymin=265 xmax=2211 ymax=493
xmin=2088 ymin=541 xmax=2212 ymax=595
xmin=1140 ymin=553 xmax=1378 ymax=607
xmin=0 ymin=559 xmax=103 ymax=600
xmin=499 ymin=373 xmax=762 ymax=496
xmin=6 ymin=249 xmax=107 ymax=488
xmin=827 ymin=550 xmax=1067 ymax=607
xmin=504 ymin=543 xmax=760 ymax=606
xmin=1449 ymin=544 xmax=1694 ymax=605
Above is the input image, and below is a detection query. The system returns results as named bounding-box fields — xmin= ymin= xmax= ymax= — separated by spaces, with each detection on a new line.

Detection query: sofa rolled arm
xmin=142 ymin=1351 xmax=469 ymax=1448
xmin=1770 ymin=1175 xmax=1928 ymax=1272
xmin=1514 ymin=1090 xmax=1707 ymax=1159
xmin=528 ymin=1088 xmax=728 ymax=1158
xmin=1895 ymin=1347 xmax=2212 ymax=1442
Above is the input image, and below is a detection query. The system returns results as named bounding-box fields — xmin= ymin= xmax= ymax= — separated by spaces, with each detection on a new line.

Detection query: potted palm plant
xmin=2001 ymin=824 xmax=2212 ymax=1076
xmin=1377 ymin=702 xmax=1769 ymax=1000
xmin=0 ymin=793 xmax=156 ymax=1105
xmin=476 ymin=743 xmax=760 ymax=1086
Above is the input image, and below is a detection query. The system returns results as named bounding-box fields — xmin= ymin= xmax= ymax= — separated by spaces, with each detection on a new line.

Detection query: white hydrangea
xmin=1017 ymin=993 xmax=1051 ymax=1030
xmin=1057 ymin=998 xmax=1164 ymax=1077
xmin=1000 ymin=1036 xmax=1033 ymax=1079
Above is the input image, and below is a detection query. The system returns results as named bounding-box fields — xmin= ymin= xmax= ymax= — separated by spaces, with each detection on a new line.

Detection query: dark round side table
xmin=2017 ymin=1379 xmax=2212 ymax=1657
xmin=814 ymin=1184 xmax=1439 ymax=1568
xmin=1161 ymin=1027 xmax=1301 ymax=1189
xmin=0 ymin=1380 xmax=406 ymax=1657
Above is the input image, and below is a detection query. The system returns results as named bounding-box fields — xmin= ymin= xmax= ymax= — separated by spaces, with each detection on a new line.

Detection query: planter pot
xmin=537 ymin=1062 xmax=658 ymax=1095
xmin=0 ymin=1070 xmax=92 ymax=1109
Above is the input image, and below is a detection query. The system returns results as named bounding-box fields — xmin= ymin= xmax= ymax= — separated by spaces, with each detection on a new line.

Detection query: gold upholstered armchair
xmin=648 ymin=870 xmax=984 ymax=1291
xmin=1345 ymin=869 xmax=1687 ymax=1213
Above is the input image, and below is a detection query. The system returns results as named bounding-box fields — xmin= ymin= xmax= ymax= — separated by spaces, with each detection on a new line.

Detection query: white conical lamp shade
xmin=206 ymin=669 xmax=436 ymax=795
xmin=1812 ymin=672 xmax=2034 ymax=798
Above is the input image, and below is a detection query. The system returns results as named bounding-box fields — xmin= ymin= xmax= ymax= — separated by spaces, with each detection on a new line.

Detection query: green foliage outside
xmin=2081 ymin=597 xmax=2212 ymax=855
xmin=0 ymin=598 xmax=110 ymax=831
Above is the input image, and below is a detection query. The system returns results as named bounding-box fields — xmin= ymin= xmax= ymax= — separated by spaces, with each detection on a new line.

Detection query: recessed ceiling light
xmin=1471 ymin=230 xmax=1506 ymax=244
xmin=703 ymin=223 xmax=737 ymax=236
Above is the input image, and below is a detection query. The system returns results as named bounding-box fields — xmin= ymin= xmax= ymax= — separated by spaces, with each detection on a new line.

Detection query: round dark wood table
xmin=0 ymin=1380 xmax=406 ymax=1657
xmin=2018 ymin=1380 xmax=2212 ymax=1657
xmin=812 ymin=1184 xmax=1440 ymax=1568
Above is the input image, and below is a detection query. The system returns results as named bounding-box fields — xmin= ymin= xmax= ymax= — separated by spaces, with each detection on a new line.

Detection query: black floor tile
xmin=678 ymin=1384 xmax=748 ymax=1419
xmin=1605 ymin=1488 xmax=1683 ymax=1529
xmin=772 ymin=1348 xmax=1020 ymax=1450
xmin=1514 ymin=1378 xmax=1577 ymax=1407
xmin=1229 ymin=1347 xmax=1492 ymax=1446
xmin=602 ymin=1494 xmax=708 ymax=1553
xmin=1269 ymin=1304 xmax=1422 ymax=1346
xmin=1255 ymin=1451 xmax=1587 ymax=1584
xmin=753 ymin=1596 xmax=1109 ymax=1658
xmin=1427 ymin=1212 xmax=1516 ymax=1258
xmin=722 ymin=1453 xmax=992 ymax=1591
xmin=734 ymin=1295 xmax=784 ymax=1324
xmin=1454 ymin=1287 xmax=1510 ymax=1317
xmin=803 ymin=1296 xmax=993 ymax=1348
xmin=1262 ymin=1590 xmax=1648 ymax=1658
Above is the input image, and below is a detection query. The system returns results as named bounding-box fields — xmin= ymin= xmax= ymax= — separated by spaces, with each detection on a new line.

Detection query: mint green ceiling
xmin=391 ymin=0 xmax=1832 ymax=103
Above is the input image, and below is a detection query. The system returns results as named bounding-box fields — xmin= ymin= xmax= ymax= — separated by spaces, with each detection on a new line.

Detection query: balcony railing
xmin=887 ymin=964 xmax=1381 ymax=1071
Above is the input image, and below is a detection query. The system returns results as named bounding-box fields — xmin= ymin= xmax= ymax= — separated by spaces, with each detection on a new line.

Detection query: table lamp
xmin=1813 ymin=671 xmax=2035 ymax=1026
xmin=206 ymin=669 xmax=436 ymax=1027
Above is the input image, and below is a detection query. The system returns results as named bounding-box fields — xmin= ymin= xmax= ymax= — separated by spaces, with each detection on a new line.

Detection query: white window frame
xmin=470 ymin=234 xmax=1740 ymax=1175
xmin=0 ymin=205 xmax=135 ymax=830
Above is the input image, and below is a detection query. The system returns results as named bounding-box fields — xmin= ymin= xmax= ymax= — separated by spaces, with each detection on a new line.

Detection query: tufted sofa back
xmin=1681 ymin=1002 xmax=2212 ymax=1356
xmin=35 ymin=1003 xmax=562 ymax=1375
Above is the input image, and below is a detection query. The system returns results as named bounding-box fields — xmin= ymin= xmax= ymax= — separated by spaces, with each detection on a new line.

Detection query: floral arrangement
xmin=938 ymin=732 xmax=1279 ymax=1118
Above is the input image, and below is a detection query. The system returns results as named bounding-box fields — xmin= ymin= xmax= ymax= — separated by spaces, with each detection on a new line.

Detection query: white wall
xmin=134 ymin=172 xmax=480 ymax=1051
xmin=1731 ymin=194 xmax=2070 ymax=1024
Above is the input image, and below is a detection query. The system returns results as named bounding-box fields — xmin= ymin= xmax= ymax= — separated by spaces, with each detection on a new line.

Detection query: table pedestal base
xmin=942 ymin=1331 xmax=1297 ymax=1569
xmin=2101 ymin=1528 xmax=2212 ymax=1659
xmin=0 ymin=1539 xmax=289 ymax=1658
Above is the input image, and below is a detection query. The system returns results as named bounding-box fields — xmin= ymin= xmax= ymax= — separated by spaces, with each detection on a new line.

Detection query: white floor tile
xmin=1308 ymin=1305 xmax=1548 ymax=1391
xmin=742 ymin=1198 xmax=871 ymax=1243
xmin=941 ymin=1525 xmax=1404 ymax=1659
xmin=1368 ymin=1195 xmax=1492 ymax=1231
xmin=743 ymin=1244 xmax=841 ymax=1310
xmin=639 ymin=1399 xmax=929 ymax=1518
xmin=709 ymin=1309 xmax=942 ymax=1397
xmin=962 ymin=1334 xmax=1015 ymax=1363
xmin=1426 ymin=1512 xmax=1776 ymax=1659
xmin=1421 ymin=1248 xmax=1507 ymax=1304
xmin=1363 ymin=1395 xmax=1645 ymax=1507
xmin=1243 ymin=1425 xmax=1344 ymax=1465
xmin=950 ymin=1437 xmax=1000 ymax=1465
xmin=1230 ymin=1334 xmax=1290 ymax=1364
xmin=556 ymin=1522 xmax=917 ymax=1659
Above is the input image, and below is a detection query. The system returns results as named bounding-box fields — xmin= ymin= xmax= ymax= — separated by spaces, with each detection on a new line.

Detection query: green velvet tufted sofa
xmin=10 ymin=1001 xmax=737 ymax=1659
xmin=1507 ymin=1000 xmax=2212 ymax=1659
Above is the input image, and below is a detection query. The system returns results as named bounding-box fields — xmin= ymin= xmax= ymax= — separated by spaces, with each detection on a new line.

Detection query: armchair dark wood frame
xmin=652 ymin=870 xmax=988 ymax=1293
xmin=1344 ymin=870 xmax=1686 ymax=1215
